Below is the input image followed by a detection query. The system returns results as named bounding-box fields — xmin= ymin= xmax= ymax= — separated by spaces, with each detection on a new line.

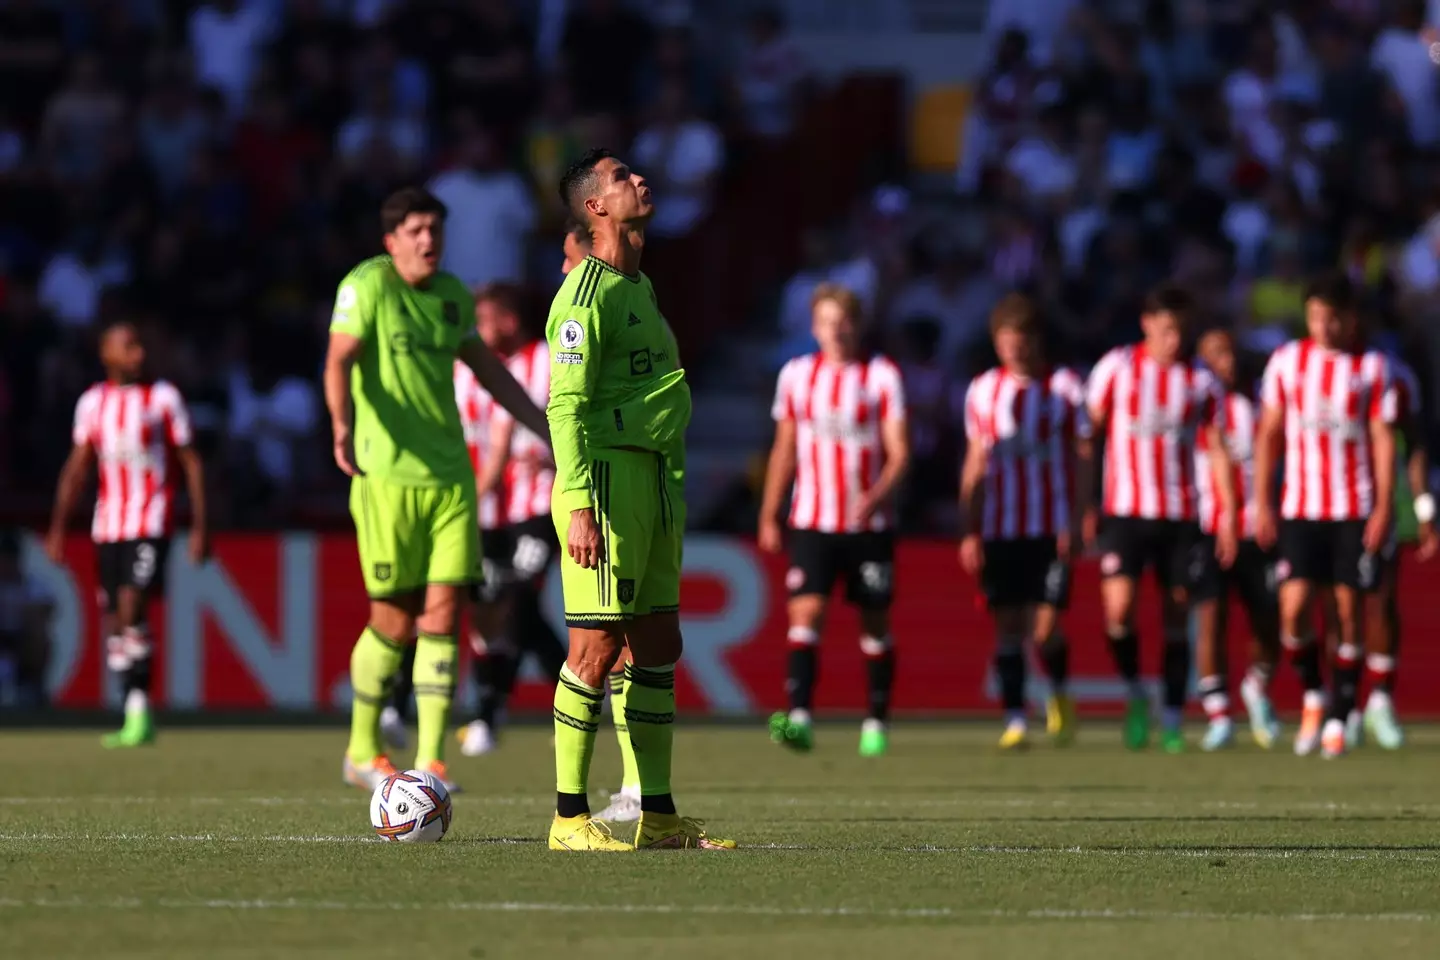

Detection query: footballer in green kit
xmin=545 ymin=149 xmax=734 ymax=851
xmin=325 ymin=187 xmax=550 ymax=792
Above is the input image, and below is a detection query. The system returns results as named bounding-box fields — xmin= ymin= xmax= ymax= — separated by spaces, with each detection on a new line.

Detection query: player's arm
xmin=854 ymin=366 xmax=911 ymax=524
xmin=957 ymin=422 xmax=988 ymax=574
xmin=457 ymin=337 xmax=551 ymax=445
xmin=546 ymin=306 xmax=604 ymax=568
xmin=757 ymin=418 xmax=797 ymax=553
xmin=45 ymin=442 xmax=95 ymax=564
xmin=1065 ymin=379 xmax=1093 ymax=559
xmin=325 ymin=276 xmax=374 ymax=477
xmin=476 ymin=414 xmax=514 ymax=499
xmin=1080 ymin=357 xmax=1116 ymax=548
xmin=1367 ymin=378 xmax=1399 ymax=554
xmin=1252 ymin=354 xmax=1286 ymax=549
xmin=160 ymin=384 xmax=209 ymax=563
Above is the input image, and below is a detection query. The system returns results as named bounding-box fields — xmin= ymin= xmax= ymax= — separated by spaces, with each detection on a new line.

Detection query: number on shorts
xmin=132 ymin=543 xmax=157 ymax=588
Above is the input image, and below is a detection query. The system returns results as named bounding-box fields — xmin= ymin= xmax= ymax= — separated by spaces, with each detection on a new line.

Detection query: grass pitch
xmin=3 ymin=723 xmax=1440 ymax=959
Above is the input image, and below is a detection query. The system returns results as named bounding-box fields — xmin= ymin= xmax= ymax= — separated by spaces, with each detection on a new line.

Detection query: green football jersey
xmin=546 ymin=255 xmax=692 ymax=514
xmin=330 ymin=255 xmax=478 ymax=487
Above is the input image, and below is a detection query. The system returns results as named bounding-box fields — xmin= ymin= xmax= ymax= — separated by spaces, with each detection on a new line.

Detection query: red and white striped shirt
xmin=964 ymin=366 xmax=1088 ymax=540
xmin=772 ymin=353 xmax=907 ymax=533
xmin=454 ymin=362 xmax=502 ymax=530
xmin=1260 ymin=340 xmax=1396 ymax=521
xmin=1087 ymin=345 xmax=1223 ymax=521
xmin=493 ymin=340 xmax=554 ymax=524
xmin=71 ymin=380 xmax=192 ymax=543
xmin=1195 ymin=392 xmax=1256 ymax=537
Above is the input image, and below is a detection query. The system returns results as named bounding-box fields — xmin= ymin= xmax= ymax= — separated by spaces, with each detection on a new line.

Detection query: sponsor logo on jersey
xmin=559 ymin=318 xmax=585 ymax=348
xmin=627 ymin=313 xmax=642 ymax=326
xmin=555 ymin=351 xmax=583 ymax=365
xmin=629 ymin=348 xmax=652 ymax=376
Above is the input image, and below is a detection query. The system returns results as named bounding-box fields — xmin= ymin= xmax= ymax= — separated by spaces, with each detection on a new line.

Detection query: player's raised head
xmin=811 ymin=283 xmax=863 ymax=361
xmin=475 ymin=282 xmax=525 ymax=351
xmin=1303 ymin=271 xmax=1358 ymax=349
xmin=1140 ymin=282 xmax=1192 ymax=365
xmin=381 ymin=186 xmax=448 ymax=285
xmin=561 ymin=217 xmax=592 ymax=275
xmin=989 ymin=292 xmax=1042 ymax=374
xmin=559 ymin=148 xmax=653 ymax=229
xmin=99 ymin=320 xmax=145 ymax=383
xmin=1197 ymin=327 xmax=1237 ymax=388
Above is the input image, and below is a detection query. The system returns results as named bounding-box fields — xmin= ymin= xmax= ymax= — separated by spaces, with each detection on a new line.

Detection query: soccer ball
xmin=369 ymin=769 xmax=453 ymax=843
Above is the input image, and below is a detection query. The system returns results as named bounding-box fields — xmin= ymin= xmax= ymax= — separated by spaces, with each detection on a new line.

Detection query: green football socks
xmin=609 ymin=669 xmax=641 ymax=793
xmin=554 ymin=665 xmax=603 ymax=807
xmin=347 ymin=626 xmax=405 ymax=763
xmin=624 ymin=662 xmax=676 ymax=810
xmin=412 ymin=632 xmax=457 ymax=768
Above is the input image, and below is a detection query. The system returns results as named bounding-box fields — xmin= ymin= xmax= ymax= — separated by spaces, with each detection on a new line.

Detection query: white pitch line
xmin=0 ymin=897 xmax=1433 ymax=923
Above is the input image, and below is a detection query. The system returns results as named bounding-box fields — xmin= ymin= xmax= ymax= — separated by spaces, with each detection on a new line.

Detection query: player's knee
xmin=858 ymin=609 xmax=889 ymax=640
xmin=628 ymin=612 xmax=683 ymax=666
xmin=787 ymin=595 xmax=826 ymax=631
xmin=566 ymin=627 xmax=624 ymax=685
xmin=114 ymin=586 xmax=144 ymax=627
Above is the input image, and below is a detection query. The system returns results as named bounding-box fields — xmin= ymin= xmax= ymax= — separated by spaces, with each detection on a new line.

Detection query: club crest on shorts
xmin=617 ymin=578 xmax=635 ymax=604
xmin=559 ymin=318 xmax=585 ymax=349
xmin=1100 ymin=552 xmax=1121 ymax=576
xmin=374 ymin=563 xmax=392 ymax=582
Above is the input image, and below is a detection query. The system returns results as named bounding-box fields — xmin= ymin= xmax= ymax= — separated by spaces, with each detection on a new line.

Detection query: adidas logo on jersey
xmin=627 ymin=313 xmax=642 ymax=326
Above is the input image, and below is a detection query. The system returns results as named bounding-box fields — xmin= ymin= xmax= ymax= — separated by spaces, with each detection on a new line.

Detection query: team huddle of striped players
xmin=758 ymin=272 xmax=1434 ymax=758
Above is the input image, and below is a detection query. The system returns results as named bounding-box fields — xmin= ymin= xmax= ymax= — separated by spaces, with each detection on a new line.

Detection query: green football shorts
xmin=554 ymin=448 xmax=684 ymax=628
xmin=349 ymin=476 xmax=482 ymax=598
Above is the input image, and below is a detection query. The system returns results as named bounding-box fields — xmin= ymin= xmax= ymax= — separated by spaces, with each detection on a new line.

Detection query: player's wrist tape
xmin=1415 ymin=493 xmax=1436 ymax=524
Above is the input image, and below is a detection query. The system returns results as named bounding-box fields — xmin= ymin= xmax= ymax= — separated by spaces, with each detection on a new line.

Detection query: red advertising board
xmin=25 ymin=533 xmax=1440 ymax=715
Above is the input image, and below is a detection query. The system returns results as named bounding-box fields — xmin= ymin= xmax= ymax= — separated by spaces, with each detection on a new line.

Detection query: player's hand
xmin=333 ymin=431 xmax=364 ymax=477
xmin=44 ymin=529 xmax=66 ymax=565
xmin=757 ymin=517 xmax=784 ymax=554
xmin=1253 ymin=503 xmax=1277 ymax=550
xmin=1363 ymin=507 xmax=1392 ymax=556
xmin=1215 ymin=523 xmax=1238 ymax=570
xmin=959 ymin=534 xmax=984 ymax=576
xmin=1418 ymin=521 xmax=1438 ymax=562
xmin=188 ymin=528 xmax=210 ymax=565
xmin=567 ymin=508 xmax=604 ymax=570
xmin=1081 ymin=508 xmax=1099 ymax=552
xmin=848 ymin=493 xmax=880 ymax=527
xmin=1055 ymin=529 xmax=1073 ymax=563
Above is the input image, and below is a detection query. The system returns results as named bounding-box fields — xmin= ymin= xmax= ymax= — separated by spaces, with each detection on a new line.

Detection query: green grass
xmin=4 ymin=723 xmax=1440 ymax=958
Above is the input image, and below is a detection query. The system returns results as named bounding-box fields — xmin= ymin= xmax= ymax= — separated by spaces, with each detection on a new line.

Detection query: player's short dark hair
xmin=564 ymin=216 xmax=592 ymax=247
xmin=1303 ymin=271 xmax=1357 ymax=313
xmin=1142 ymin=282 xmax=1194 ymax=325
xmin=559 ymin=148 xmax=613 ymax=221
xmin=380 ymin=186 xmax=448 ymax=235
xmin=989 ymin=292 xmax=1042 ymax=338
xmin=475 ymin=282 xmax=525 ymax=319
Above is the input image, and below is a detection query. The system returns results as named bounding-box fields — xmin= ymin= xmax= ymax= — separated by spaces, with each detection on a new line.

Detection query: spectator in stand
xmin=561 ymin=0 xmax=653 ymax=114
xmin=637 ymin=26 xmax=719 ymax=118
xmin=336 ymin=81 xmax=427 ymax=173
xmin=1244 ymin=232 xmax=1307 ymax=354
xmin=731 ymin=6 xmax=809 ymax=142
xmin=188 ymin=0 xmax=272 ymax=116
xmin=523 ymin=74 xmax=587 ymax=230
xmin=630 ymin=77 xmax=723 ymax=241
xmin=1372 ymin=0 xmax=1440 ymax=148
xmin=890 ymin=237 xmax=997 ymax=375
xmin=429 ymin=126 xmax=536 ymax=288
xmin=0 ymin=0 xmax=66 ymax=129
xmin=39 ymin=53 xmax=124 ymax=187
xmin=0 ymin=527 xmax=52 ymax=709
xmin=138 ymin=73 xmax=211 ymax=201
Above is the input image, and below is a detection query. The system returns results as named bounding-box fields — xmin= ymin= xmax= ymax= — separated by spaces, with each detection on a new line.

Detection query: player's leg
xmin=1236 ymin=543 xmax=1281 ymax=748
xmin=411 ymin=482 xmax=482 ymax=785
xmin=100 ymin=539 xmax=168 ymax=749
xmin=1361 ymin=546 xmax=1402 ymax=749
xmin=1097 ymin=518 xmax=1148 ymax=748
xmin=847 ymin=532 xmax=896 ymax=757
xmin=460 ymin=532 xmax=515 ymax=757
xmin=595 ymin=645 xmax=642 ymax=822
xmin=345 ymin=476 xmax=425 ymax=788
xmin=1322 ymin=521 xmax=1378 ymax=757
xmin=1154 ymin=524 xmax=1201 ymax=753
xmin=1032 ymin=538 xmax=1075 ymax=744
xmin=981 ymin=539 xmax=1030 ymax=749
xmin=771 ymin=529 xmax=837 ymax=751
xmin=547 ymin=453 xmax=644 ymax=851
xmin=1276 ymin=521 xmax=1326 ymax=755
xmin=1191 ymin=535 xmax=1233 ymax=752
xmin=381 ymin=642 xmax=414 ymax=751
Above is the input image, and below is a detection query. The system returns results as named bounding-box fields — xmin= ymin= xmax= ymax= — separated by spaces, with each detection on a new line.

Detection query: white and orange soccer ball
xmin=369 ymin=770 xmax=453 ymax=843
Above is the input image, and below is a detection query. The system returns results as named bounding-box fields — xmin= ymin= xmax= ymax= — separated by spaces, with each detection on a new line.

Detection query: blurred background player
xmin=959 ymin=294 xmax=1087 ymax=749
xmin=560 ymin=219 xmax=643 ymax=823
xmin=546 ymin=148 xmax=732 ymax=851
xmin=45 ymin=320 xmax=209 ymax=747
xmin=1191 ymin=329 xmax=1281 ymax=752
xmin=0 ymin=528 xmax=54 ymax=709
xmin=325 ymin=187 xmax=548 ymax=792
xmin=759 ymin=283 xmax=910 ymax=757
xmin=456 ymin=283 xmax=567 ymax=757
xmin=1084 ymin=285 xmax=1237 ymax=753
xmin=1342 ymin=350 xmax=1436 ymax=749
xmin=1253 ymin=274 xmax=1397 ymax=759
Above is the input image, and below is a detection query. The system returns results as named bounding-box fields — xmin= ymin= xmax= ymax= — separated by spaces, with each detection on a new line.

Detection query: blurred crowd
xmin=768 ymin=0 xmax=1440 ymax=530
xmin=7 ymin=0 xmax=1440 ymax=534
xmin=0 ymin=0 xmax=803 ymax=525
